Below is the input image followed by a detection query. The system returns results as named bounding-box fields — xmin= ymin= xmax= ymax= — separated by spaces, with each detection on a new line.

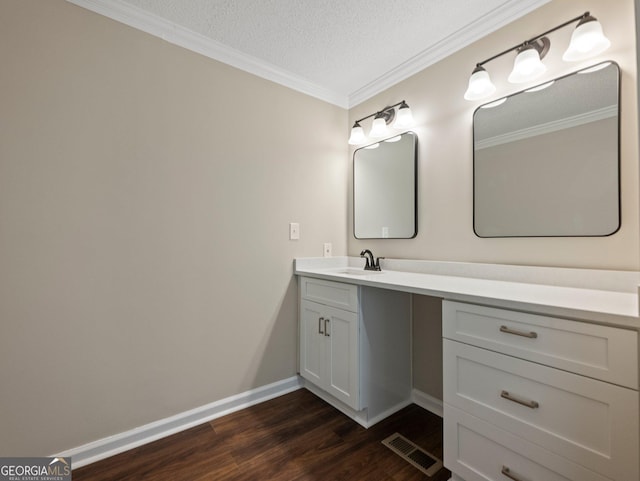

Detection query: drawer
xmin=444 ymin=340 xmax=639 ymax=481
xmin=444 ymin=404 xmax=610 ymax=481
xmin=442 ymin=300 xmax=638 ymax=389
xmin=300 ymin=277 xmax=358 ymax=312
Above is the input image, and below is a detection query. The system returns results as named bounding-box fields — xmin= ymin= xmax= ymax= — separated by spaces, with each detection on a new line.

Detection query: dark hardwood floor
xmin=73 ymin=389 xmax=450 ymax=481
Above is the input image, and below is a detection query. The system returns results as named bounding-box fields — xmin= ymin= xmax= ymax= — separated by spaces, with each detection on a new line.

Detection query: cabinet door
xmin=300 ymin=300 xmax=325 ymax=386
xmin=325 ymin=305 xmax=360 ymax=410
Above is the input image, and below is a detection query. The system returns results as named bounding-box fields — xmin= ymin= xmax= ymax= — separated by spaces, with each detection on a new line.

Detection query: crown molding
xmin=475 ymin=105 xmax=617 ymax=150
xmin=66 ymin=0 xmax=349 ymax=107
xmin=347 ymin=0 xmax=551 ymax=107
xmin=67 ymin=0 xmax=550 ymax=110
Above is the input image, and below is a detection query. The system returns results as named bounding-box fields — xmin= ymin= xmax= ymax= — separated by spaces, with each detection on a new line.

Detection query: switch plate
xmin=323 ymin=243 xmax=332 ymax=257
xmin=289 ymin=222 xmax=300 ymax=240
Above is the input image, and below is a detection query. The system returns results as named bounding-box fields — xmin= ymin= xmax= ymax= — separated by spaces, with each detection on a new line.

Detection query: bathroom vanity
xmin=295 ymin=257 xmax=640 ymax=481
xmin=299 ymin=275 xmax=412 ymax=426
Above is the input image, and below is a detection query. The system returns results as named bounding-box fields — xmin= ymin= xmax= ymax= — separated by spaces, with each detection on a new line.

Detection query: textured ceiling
xmin=73 ymin=0 xmax=550 ymax=106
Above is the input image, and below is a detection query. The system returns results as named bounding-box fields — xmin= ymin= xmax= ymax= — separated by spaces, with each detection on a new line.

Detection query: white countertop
xmin=295 ymin=257 xmax=640 ymax=329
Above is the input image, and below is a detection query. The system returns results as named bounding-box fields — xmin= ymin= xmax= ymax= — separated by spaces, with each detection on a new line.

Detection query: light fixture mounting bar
xmin=476 ymin=12 xmax=590 ymax=68
xmin=353 ymin=100 xmax=407 ymax=125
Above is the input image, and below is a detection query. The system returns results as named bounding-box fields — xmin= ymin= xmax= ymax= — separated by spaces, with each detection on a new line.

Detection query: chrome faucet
xmin=360 ymin=249 xmax=384 ymax=271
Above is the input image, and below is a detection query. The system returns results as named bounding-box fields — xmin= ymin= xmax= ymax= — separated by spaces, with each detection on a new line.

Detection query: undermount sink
xmin=336 ymin=268 xmax=384 ymax=276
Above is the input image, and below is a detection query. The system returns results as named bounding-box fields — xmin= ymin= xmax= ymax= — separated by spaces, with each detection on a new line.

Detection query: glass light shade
xmin=464 ymin=66 xmax=496 ymax=101
xmin=369 ymin=117 xmax=389 ymax=138
xmin=392 ymin=104 xmax=414 ymax=129
xmin=563 ymin=18 xmax=611 ymax=61
xmin=348 ymin=123 xmax=366 ymax=145
xmin=508 ymin=46 xmax=546 ymax=83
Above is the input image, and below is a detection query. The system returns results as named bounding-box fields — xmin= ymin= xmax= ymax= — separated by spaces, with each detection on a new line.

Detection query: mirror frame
xmin=472 ymin=61 xmax=621 ymax=238
xmin=353 ymin=131 xmax=418 ymax=239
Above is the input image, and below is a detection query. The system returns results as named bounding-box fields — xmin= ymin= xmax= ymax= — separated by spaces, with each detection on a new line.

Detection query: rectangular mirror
xmin=473 ymin=61 xmax=620 ymax=237
xmin=354 ymin=131 xmax=417 ymax=239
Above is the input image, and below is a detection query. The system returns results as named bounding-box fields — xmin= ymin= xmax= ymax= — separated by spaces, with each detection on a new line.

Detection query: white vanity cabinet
xmin=299 ymin=276 xmax=412 ymax=426
xmin=442 ymin=300 xmax=640 ymax=481
xmin=300 ymin=293 xmax=360 ymax=409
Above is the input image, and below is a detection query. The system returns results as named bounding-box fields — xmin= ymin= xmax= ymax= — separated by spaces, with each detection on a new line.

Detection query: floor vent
xmin=381 ymin=433 xmax=443 ymax=477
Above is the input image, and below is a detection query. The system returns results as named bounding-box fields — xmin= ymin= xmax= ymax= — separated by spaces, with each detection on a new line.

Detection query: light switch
xmin=289 ymin=222 xmax=300 ymax=240
xmin=323 ymin=243 xmax=332 ymax=257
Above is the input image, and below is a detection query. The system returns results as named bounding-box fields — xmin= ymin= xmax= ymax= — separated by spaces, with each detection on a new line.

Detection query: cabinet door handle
xmin=501 ymin=466 xmax=527 ymax=481
xmin=324 ymin=318 xmax=330 ymax=337
xmin=501 ymin=390 xmax=539 ymax=409
xmin=500 ymin=325 xmax=538 ymax=339
xmin=318 ymin=317 xmax=324 ymax=335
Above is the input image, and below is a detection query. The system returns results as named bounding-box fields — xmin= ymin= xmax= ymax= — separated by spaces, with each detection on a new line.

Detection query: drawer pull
xmin=501 ymin=466 xmax=527 ymax=481
xmin=500 ymin=325 xmax=538 ymax=339
xmin=318 ymin=317 xmax=324 ymax=335
xmin=324 ymin=318 xmax=330 ymax=337
xmin=501 ymin=390 xmax=539 ymax=409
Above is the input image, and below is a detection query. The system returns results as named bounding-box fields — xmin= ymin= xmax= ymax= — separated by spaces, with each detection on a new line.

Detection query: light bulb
xmin=563 ymin=16 xmax=611 ymax=61
xmin=369 ymin=116 xmax=389 ymax=138
xmin=392 ymin=102 xmax=414 ymax=129
xmin=348 ymin=122 xmax=366 ymax=145
xmin=464 ymin=66 xmax=496 ymax=101
xmin=508 ymin=45 xmax=546 ymax=83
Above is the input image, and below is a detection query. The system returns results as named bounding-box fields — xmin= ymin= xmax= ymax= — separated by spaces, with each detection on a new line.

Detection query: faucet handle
xmin=374 ymin=257 xmax=385 ymax=271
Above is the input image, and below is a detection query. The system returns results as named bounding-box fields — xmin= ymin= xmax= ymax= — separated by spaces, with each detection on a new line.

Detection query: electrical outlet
xmin=323 ymin=243 xmax=332 ymax=257
xmin=289 ymin=222 xmax=300 ymax=240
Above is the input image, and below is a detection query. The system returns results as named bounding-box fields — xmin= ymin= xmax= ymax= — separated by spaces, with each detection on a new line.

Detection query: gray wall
xmin=412 ymin=295 xmax=443 ymax=399
xmin=0 ymin=0 xmax=347 ymax=456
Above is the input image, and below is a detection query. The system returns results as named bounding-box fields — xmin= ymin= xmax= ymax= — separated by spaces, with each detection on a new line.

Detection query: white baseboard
xmin=302 ymin=379 xmax=413 ymax=428
xmin=412 ymin=389 xmax=443 ymax=418
xmin=302 ymin=380 xmax=370 ymax=428
xmin=57 ymin=376 xmax=303 ymax=469
xmin=366 ymin=398 xmax=414 ymax=427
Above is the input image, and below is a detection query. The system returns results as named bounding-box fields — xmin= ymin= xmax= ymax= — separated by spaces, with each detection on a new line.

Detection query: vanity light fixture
xmin=563 ymin=14 xmax=611 ymax=61
xmin=507 ymin=39 xmax=548 ymax=83
xmin=348 ymin=122 xmax=366 ymax=144
xmin=370 ymin=111 xmax=392 ymax=138
xmin=464 ymin=66 xmax=497 ymax=101
xmin=348 ymin=100 xmax=414 ymax=145
xmin=392 ymin=101 xmax=415 ymax=129
xmin=464 ymin=11 xmax=610 ymax=101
